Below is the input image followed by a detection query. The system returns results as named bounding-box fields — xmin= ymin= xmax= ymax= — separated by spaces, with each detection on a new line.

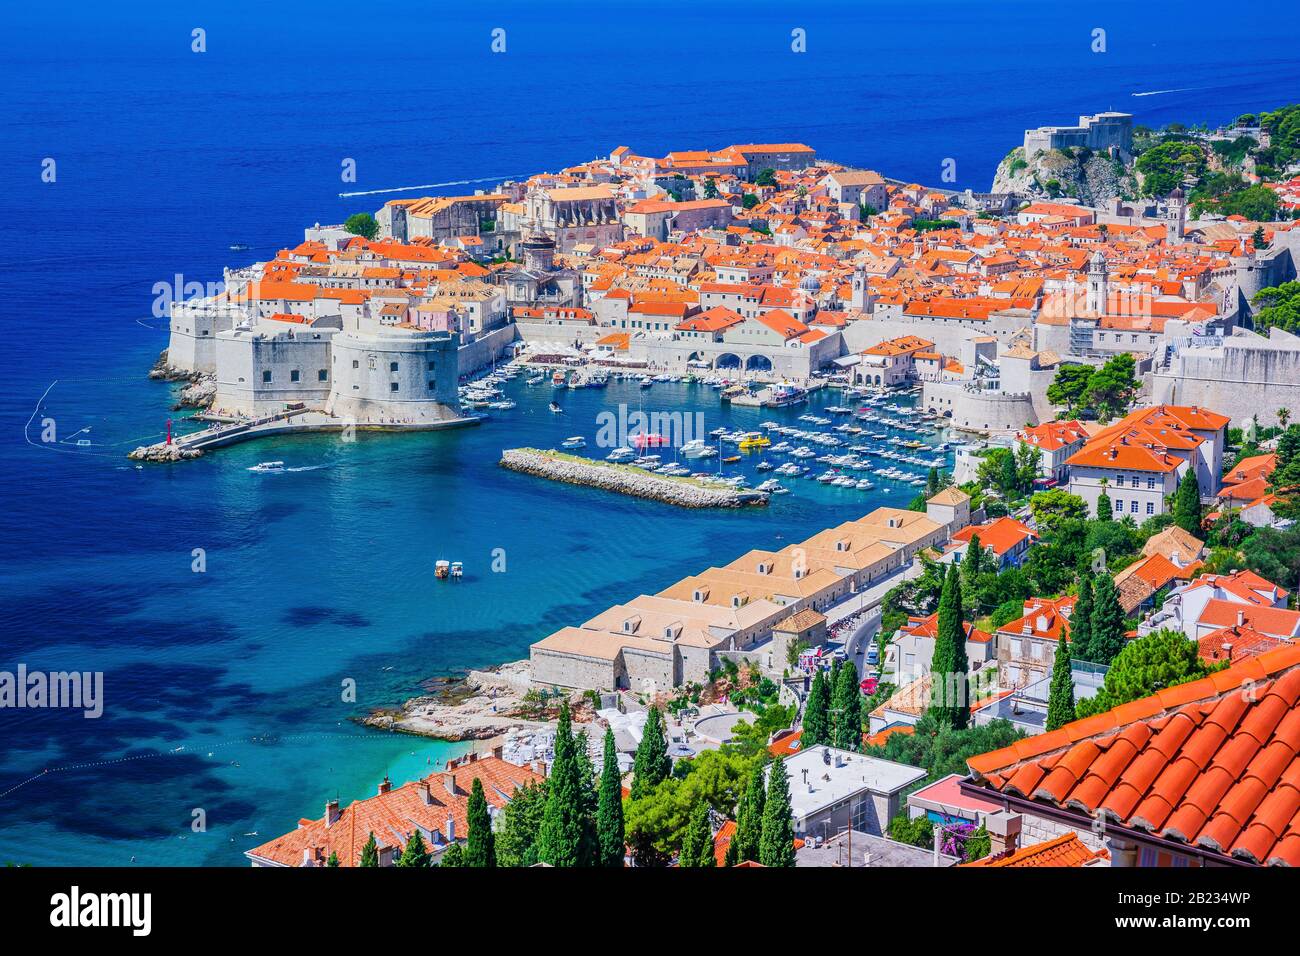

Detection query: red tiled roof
xmin=966 ymin=645 xmax=1300 ymax=866
xmin=962 ymin=832 xmax=1109 ymax=868
xmin=1197 ymin=599 xmax=1300 ymax=639
xmin=952 ymin=516 xmax=1036 ymax=556
xmin=1197 ymin=624 xmax=1290 ymax=665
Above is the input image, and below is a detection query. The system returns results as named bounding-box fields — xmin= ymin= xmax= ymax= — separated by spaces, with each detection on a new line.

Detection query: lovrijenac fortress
xmin=1023 ymin=111 xmax=1133 ymax=156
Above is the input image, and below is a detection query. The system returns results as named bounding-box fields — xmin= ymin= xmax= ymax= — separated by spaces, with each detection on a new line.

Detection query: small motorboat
xmin=722 ymin=455 xmax=741 ymax=464
xmin=606 ymin=447 xmax=636 ymax=463
xmin=549 ymin=402 xmax=563 ymax=414
xmin=526 ymin=374 xmax=545 ymax=385
xmin=435 ymin=560 xmax=451 ymax=580
xmin=248 ymin=461 xmax=286 ymax=473
xmin=229 ymin=243 xmax=252 ymax=251
xmin=561 ymin=436 xmax=586 ymax=449
xmin=450 ymin=561 xmax=464 ymax=580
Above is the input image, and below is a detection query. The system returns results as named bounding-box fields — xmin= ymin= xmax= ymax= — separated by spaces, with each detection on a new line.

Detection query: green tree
xmin=632 ymin=706 xmax=672 ymax=799
xmin=731 ymin=764 xmax=766 ymax=863
xmin=1096 ymin=481 xmax=1114 ymax=521
xmin=702 ymin=178 xmax=719 ymax=199
xmin=802 ymin=668 xmax=832 ymax=747
xmin=1045 ymin=634 xmax=1076 ymax=731
xmin=1172 ymin=469 xmax=1203 ymax=534
xmin=537 ymin=702 xmax=587 ymax=867
xmin=755 ymin=168 xmax=777 ymax=187
xmin=1071 ymin=573 xmax=1095 ymax=662
xmin=1076 ymin=629 xmax=1213 ymax=716
xmin=596 ymin=728 xmax=625 ymax=868
xmin=869 ymin=715 xmax=1024 ymax=783
xmin=960 ymin=533 xmax=984 ymax=612
xmin=397 ymin=829 xmax=430 ymax=868
xmin=1253 ymin=281 xmax=1300 ymax=335
xmin=928 ymin=564 xmax=969 ymax=729
xmin=439 ymin=842 xmax=465 ymax=867
xmin=343 ymin=211 xmax=379 ymax=240
xmin=326 ymin=850 xmax=339 ymax=867
xmin=1030 ymin=489 xmax=1089 ymax=535
xmin=573 ymin=730 xmax=599 ymax=866
xmin=1085 ymin=353 xmax=1139 ymax=420
xmin=831 ymin=660 xmax=863 ymax=751
xmin=758 ymin=758 xmax=795 ymax=868
xmin=1046 ymin=363 xmax=1093 ymax=414
xmin=964 ymin=824 xmax=991 ymax=862
xmin=496 ymin=780 xmax=547 ymax=867
xmin=358 ymin=831 xmax=379 ymax=867
xmin=678 ymin=800 xmax=716 ymax=868
xmin=465 ymin=777 xmax=496 ymax=867
xmin=1089 ymin=573 xmax=1128 ymax=665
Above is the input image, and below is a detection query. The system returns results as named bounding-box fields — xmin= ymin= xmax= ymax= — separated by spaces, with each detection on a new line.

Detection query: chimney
xmin=492 ymin=744 xmax=504 ymax=760
xmin=1237 ymin=609 xmax=1245 ymax=627
xmin=445 ymin=818 xmax=455 ymax=843
xmin=419 ymin=781 xmax=434 ymax=806
xmin=325 ymin=799 xmax=341 ymax=827
xmin=1221 ymin=642 xmax=1234 ymax=660
xmin=302 ymin=848 xmax=314 ymax=866
xmin=442 ymin=771 xmax=457 ymax=797
xmin=986 ymin=811 xmax=1023 ymax=857
xmin=377 ymin=775 xmax=392 ymax=795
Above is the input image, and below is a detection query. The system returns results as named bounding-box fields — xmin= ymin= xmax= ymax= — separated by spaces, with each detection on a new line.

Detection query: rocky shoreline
xmin=149 ymin=348 xmax=216 ymax=410
xmin=500 ymin=447 xmax=769 ymax=508
xmin=362 ymin=660 xmax=552 ymax=741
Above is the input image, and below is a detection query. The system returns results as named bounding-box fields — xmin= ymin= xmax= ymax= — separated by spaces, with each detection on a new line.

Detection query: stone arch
xmin=745 ymin=354 xmax=772 ymax=372
xmin=715 ymin=352 xmax=741 ymax=370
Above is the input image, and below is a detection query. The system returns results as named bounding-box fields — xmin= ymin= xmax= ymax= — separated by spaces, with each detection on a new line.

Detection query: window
xmin=1146 ymin=501 xmax=1155 ymax=515
xmin=1131 ymin=476 xmax=1140 ymax=488
xmin=352 ymin=360 xmax=359 ymax=369
xmin=290 ymin=369 xmax=300 ymax=383
xmin=427 ymin=361 xmax=435 ymax=370
xmin=1147 ymin=476 xmax=1156 ymax=489
xmin=262 ymin=370 xmax=272 ymax=383
xmin=390 ymin=382 xmax=399 ymax=392
xmin=318 ymin=369 xmax=328 ymax=381
xmin=1114 ymin=498 xmax=1124 ymax=513
xmin=390 ymin=362 xmax=399 ymax=372
xmin=1131 ymin=501 xmax=1139 ymax=513
xmin=427 ymin=380 xmax=436 ymax=391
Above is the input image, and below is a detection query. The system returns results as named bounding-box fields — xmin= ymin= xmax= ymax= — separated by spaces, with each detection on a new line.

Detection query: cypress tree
xmin=358 ymin=831 xmax=379 ymax=867
xmin=573 ymin=730 xmax=599 ymax=866
xmin=1096 ymin=483 xmax=1113 ymax=521
xmin=397 ymin=829 xmax=430 ymax=868
xmin=465 ymin=777 xmax=497 ymax=867
xmin=1172 ymin=469 xmax=1203 ymax=534
xmin=537 ymin=702 xmax=585 ymax=867
xmin=928 ymin=564 xmax=969 ymax=728
xmin=631 ymin=706 xmax=671 ymax=800
xmin=596 ymin=728 xmax=625 ymax=868
xmin=1090 ymin=573 xmax=1128 ymax=665
xmin=961 ymin=533 xmax=983 ymax=591
xmin=326 ymin=850 xmax=339 ymax=867
xmin=723 ymin=834 xmax=739 ymax=867
xmin=831 ymin=660 xmax=862 ymax=751
xmin=679 ymin=800 xmax=716 ymax=868
xmin=1071 ymin=574 xmax=1095 ymax=662
xmin=758 ymin=758 xmax=796 ymax=868
xmin=802 ymin=668 xmax=831 ymax=747
xmin=1045 ymin=634 xmax=1076 ymax=731
xmin=439 ymin=842 xmax=465 ymax=867
xmin=732 ymin=764 xmax=766 ymax=863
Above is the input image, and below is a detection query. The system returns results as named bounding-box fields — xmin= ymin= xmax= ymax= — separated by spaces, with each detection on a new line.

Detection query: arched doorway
xmin=715 ymin=353 xmax=741 ymax=370
xmin=745 ymin=354 xmax=773 ymax=372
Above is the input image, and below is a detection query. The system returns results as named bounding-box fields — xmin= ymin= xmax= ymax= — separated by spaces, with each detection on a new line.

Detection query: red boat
xmin=631 ymin=433 xmax=669 ymax=449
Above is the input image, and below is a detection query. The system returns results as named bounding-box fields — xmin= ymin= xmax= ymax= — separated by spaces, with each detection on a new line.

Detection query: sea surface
xmin=0 ymin=0 xmax=1292 ymax=866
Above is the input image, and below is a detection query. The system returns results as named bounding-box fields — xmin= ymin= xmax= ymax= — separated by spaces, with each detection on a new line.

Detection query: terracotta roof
xmin=1197 ymin=624 xmax=1290 ymax=665
xmin=1197 ymin=600 xmax=1300 ymax=639
xmin=995 ymin=596 xmax=1076 ymax=643
xmin=963 ymin=832 xmax=1109 ymax=867
xmin=245 ymin=754 xmax=543 ymax=867
xmin=952 ymin=516 xmax=1036 ymax=556
xmin=966 ymin=645 xmax=1300 ymax=866
xmin=1141 ymin=525 xmax=1206 ymax=563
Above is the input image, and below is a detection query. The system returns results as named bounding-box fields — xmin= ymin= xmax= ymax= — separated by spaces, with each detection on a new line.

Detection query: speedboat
xmin=606 ymin=447 xmax=636 ymax=463
xmin=561 ymin=436 xmax=586 ymax=449
xmin=450 ymin=561 xmax=464 ymax=580
xmin=756 ymin=461 xmax=775 ymax=472
xmin=435 ymin=560 xmax=450 ymax=580
xmin=549 ymin=402 xmax=563 ymax=414
xmin=248 ymin=461 xmax=286 ymax=473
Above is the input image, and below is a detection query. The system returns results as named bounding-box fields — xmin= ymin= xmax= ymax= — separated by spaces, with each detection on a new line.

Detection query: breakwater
xmin=500 ymin=448 xmax=769 ymax=508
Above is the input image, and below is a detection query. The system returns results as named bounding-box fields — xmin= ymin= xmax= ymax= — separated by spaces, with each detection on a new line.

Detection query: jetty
xmin=500 ymin=448 xmax=769 ymax=508
xmin=128 ymin=408 xmax=480 ymax=462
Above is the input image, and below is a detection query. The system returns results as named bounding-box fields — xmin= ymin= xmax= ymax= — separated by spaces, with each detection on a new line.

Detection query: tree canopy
xmin=343 ymin=211 xmax=379 ymax=240
xmin=1076 ymin=629 xmax=1214 ymax=717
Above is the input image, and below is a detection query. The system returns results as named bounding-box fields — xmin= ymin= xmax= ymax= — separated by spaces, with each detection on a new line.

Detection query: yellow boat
xmin=738 ymin=435 xmax=771 ymax=450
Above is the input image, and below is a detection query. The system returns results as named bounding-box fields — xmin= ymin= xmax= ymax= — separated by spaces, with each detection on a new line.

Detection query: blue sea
xmin=0 ymin=0 xmax=1292 ymax=866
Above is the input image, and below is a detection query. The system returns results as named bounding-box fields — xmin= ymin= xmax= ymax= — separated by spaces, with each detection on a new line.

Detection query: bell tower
xmin=1085 ymin=250 xmax=1109 ymax=314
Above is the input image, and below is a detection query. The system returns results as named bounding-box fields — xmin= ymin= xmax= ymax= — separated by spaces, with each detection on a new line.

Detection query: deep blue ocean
xmin=0 ymin=0 xmax=1292 ymax=866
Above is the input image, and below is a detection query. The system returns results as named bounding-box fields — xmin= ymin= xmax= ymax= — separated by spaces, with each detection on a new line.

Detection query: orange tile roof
xmin=900 ymin=612 xmax=992 ymax=644
xmin=996 ymin=595 xmax=1076 ymax=643
xmin=952 ymin=516 xmax=1037 ymax=556
xmin=1197 ymin=624 xmax=1290 ymax=666
xmin=966 ymin=645 xmax=1300 ymax=866
xmin=246 ymin=755 xmax=542 ymax=867
xmin=962 ymin=832 xmax=1109 ymax=867
xmin=1197 ymin=600 xmax=1300 ymax=639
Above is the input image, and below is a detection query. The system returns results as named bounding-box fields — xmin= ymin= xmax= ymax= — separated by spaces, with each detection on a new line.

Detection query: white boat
xmin=606 ymin=447 xmax=636 ymax=463
xmin=549 ymin=402 xmax=563 ymax=414
xmin=487 ymin=400 xmax=516 ymax=410
xmin=248 ymin=461 xmax=286 ymax=473
xmin=561 ymin=436 xmax=586 ymax=449
xmin=756 ymin=479 xmax=783 ymax=493
xmin=450 ymin=561 xmax=464 ymax=579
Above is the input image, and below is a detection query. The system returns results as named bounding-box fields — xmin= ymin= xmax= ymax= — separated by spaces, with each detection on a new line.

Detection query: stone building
xmin=1022 ymin=111 xmax=1133 ymax=156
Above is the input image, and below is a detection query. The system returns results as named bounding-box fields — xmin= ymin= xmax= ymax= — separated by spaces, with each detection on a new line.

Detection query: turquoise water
xmin=2 ymin=0 xmax=1294 ymax=867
